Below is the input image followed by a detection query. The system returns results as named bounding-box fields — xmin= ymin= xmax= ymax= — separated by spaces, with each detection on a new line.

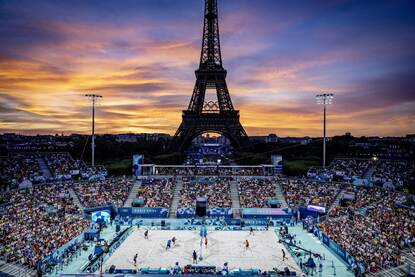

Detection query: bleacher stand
xmin=0 ymin=154 xmax=43 ymax=185
xmin=320 ymin=187 xmax=415 ymax=273
xmin=179 ymin=180 xmax=231 ymax=208
xmin=137 ymin=178 xmax=174 ymax=208
xmin=371 ymin=161 xmax=414 ymax=189
xmin=73 ymin=177 xmax=133 ymax=208
xmin=238 ymin=178 xmax=276 ymax=208
xmin=282 ymin=179 xmax=341 ymax=209
xmin=0 ymin=183 xmax=89 ymax=269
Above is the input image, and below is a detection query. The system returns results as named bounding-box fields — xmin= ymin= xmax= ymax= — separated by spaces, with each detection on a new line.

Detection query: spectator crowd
xmin=155 ymin=166 xmax=271 ymax=176
xmin=308 ymin=159 xmax=373 ymax=180
xmin=371 ymin=161 xmax=414 ymax=190
xmin=45 ymin=153 xmax=87 ymax=178
xmin=319 ymin=189 xmax=415 ymax=272
xmin=238 ymin=178 xmax=276 ymax=208
xmin=44 ymin=153 xmax=107 ymax=181
xmin=0 ymin=154 xmax=43 ymax=185
xmin=73 ymin=178 xmax=133 ymax=208
xmin=137 ymin=178 xmax=174 ymax=208
xmin=328 ymin=159 xmax=373 ymax=178
xmin=282 ymin=179 xmax=342 ymax=209
xmin=179 ymin=180 xmax=232 ymax=208
xmin=0 ymin=183 xmax=89 ymax=269
xmin=0 ymin=152 xmax=108 ymax=189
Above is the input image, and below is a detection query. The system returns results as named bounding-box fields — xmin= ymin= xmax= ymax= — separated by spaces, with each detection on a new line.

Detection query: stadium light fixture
xmin=85 ymin=94 xmax=103 ymax=169
xmin=315 ymin=93 xmax=334 ymax=169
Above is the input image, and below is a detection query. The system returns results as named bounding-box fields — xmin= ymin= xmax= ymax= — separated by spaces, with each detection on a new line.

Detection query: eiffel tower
xmin=171 ymin=0 xmax=249 ymax=151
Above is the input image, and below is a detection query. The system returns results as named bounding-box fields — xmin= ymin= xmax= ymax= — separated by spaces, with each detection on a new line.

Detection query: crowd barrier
xmin=83 ymin=227 xmax=133 ymax=273
xmin=241 ymin=208 xmax=293 ymax=219
xmin=298 ymin=206 xmax=321 ymax=219
xmin=41 ymin=230 xmax=86 ymax=272
xmin=396 ymin=202 xmax=415 ymax=211
xmin=84 ymin=205 xmax=115 ymax=217
xmin=176 ymin=208 xmax=233 ymax=218
xmin=118 ymin=207 xmax=169 ymax=218
xmin=311 ymin=226 xmax=365 ymax=274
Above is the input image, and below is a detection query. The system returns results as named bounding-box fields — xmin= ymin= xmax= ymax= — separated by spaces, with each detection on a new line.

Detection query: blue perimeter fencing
xmin=312 ymin=226 xmax=365 ymax=274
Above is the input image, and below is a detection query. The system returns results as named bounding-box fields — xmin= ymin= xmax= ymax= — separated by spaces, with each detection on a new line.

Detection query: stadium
xmin=1 ymin=0 xmax=415 ymax=277
xmin=1 ymin=151 xmax=414 ymax=277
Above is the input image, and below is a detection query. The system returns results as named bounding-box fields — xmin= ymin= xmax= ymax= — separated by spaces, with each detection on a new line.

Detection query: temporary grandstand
xmin=1 ymin=155 xmax=414 ymax=277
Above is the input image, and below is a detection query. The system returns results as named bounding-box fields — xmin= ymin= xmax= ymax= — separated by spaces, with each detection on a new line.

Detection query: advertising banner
xmin=307 ymin=204 xmax=326 ymax=214
xmin=176 ymin=208 xmax=233 ymax=218
xmin=271 ymin=155 xmax=283 ymax=173
xmin=84 ymin=205 xmax=114 ymax=217
xmin=242 ymin=208 xmax=292 ymax=219
xmin=132 ymin=154 xmax=144 ymax=177
xmin=91 ymin=210 xmax=111 ymax=225
xmin=117 ymin=207 xmax=169 ymax=218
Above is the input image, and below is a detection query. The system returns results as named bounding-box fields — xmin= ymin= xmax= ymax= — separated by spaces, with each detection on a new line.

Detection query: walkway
xmin=48 ymin=225 xmax=122 ymax=276
xmin=328 ymin=189 xmax=345 ymax=213
xmin=68 ymin=187 xmax=84 ymax=211
xmin=274 ymin=181 xmax=288 ymax=208
xmin=124 ymin=179 xmax=142 ymax=207
xmin=0 ymin=260 xmax=37 ymax=277
xmin=169 ymin=177 xmax=182 ymax=218
xmin=367 ymin=248 xmax=415 ymax=277
xmin=363 ymin=164 xmax=376 ymax=179
xmin=229 ymin=181 xmax=241 ymax=218
xmin=287 ymin=225 xmax=354 ymax=277
xmin=37 ymin=157 xmax=52 ymax=179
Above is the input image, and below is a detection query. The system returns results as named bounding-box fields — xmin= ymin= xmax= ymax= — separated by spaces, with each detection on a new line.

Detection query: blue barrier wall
xmin=118 ymin=207 xmax=169 ymax=218
xmin=299 ymin=206 xmax=321 ymax=219
xmin=84 ymin=205 xmax=115 ymax=217
xmin=176 ymin=208 xmax=233 ymax=218
xmin=312 ymin=226 xmax=365 ymax=274
xmin=241 ymin=208 xmax=292 ymax=219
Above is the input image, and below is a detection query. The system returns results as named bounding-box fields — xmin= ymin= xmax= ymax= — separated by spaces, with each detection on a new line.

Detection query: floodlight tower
xmin=315 ymin=93 xmax=334 ymax=169
xmin=85 ymin=94 xmax=102 ymax=168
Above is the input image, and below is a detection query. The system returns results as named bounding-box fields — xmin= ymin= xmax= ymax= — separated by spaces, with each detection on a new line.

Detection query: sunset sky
xmin=0 ymin=0 xmax=414 ymax=137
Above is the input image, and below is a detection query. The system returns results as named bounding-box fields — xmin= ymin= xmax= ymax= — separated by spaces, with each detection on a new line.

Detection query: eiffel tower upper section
xmin=187 ymin=0 xmax=235 ymax=113
xmin=199 ymin=0 xmax=223 ymax=70
xmin=171 ymin=0 xmax=249 ymax=151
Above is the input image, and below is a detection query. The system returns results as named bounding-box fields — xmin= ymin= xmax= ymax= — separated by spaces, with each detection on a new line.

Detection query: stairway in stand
xmin=274 ymin=182 xmax=288 ymax=208
xmin=169 ymin=178 xmax=183 ymax=218
xmin=367 ymin=248 xmax=415 ymax=277
xmin=356 ymin=218 xmax=415 ymax=277
xmin=124 ymin=179 xmax=142 ymax=207
xmin=327 ymin=189 xmax=345 ymax=214
xmin=363 ymin=164 xmax=376 ymax=179
xmin=0 ymin=260 xmax=37 ymax=277
xmin=402 ymin=249 xmax=415 ymax=274
xmin=230 ymin=181 xmax=241 ymax=218
xmin=68 ymin=187 xmax=84 ymax=211
xmin=37 ymin=157 xmax=52 ymax=179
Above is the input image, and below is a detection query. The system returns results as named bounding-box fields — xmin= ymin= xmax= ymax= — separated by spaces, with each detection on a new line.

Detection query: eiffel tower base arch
xmin=170 ymin=111 xmax=249 ymax=152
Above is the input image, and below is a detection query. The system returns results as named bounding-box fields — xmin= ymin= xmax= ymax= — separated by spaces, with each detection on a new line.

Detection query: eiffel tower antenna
xmin=171 ymin=0 xmax=249 ymax=152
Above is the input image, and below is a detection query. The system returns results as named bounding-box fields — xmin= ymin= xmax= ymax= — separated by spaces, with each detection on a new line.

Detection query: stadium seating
xmin=282 ymin=179 xmax=341 ymax=209
xmin=320 ymin=187 xmax=415 ymax=272
xmin=73 ymin=178 xmax=133 ymax=208
xmin=371 ymin=161 xmax=414 ymax=189
xmin=0 ymin=154 xmax=43 ymax=184
xmin=136 ymin=178 xmax=174 ymax=208
xmin=179 ymin=180 xmax=232 ymax=208
xmin=238 ymin=178 xmax=276 ymax=208
xmin=0 ymin=183 xmax=89 ymax=268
